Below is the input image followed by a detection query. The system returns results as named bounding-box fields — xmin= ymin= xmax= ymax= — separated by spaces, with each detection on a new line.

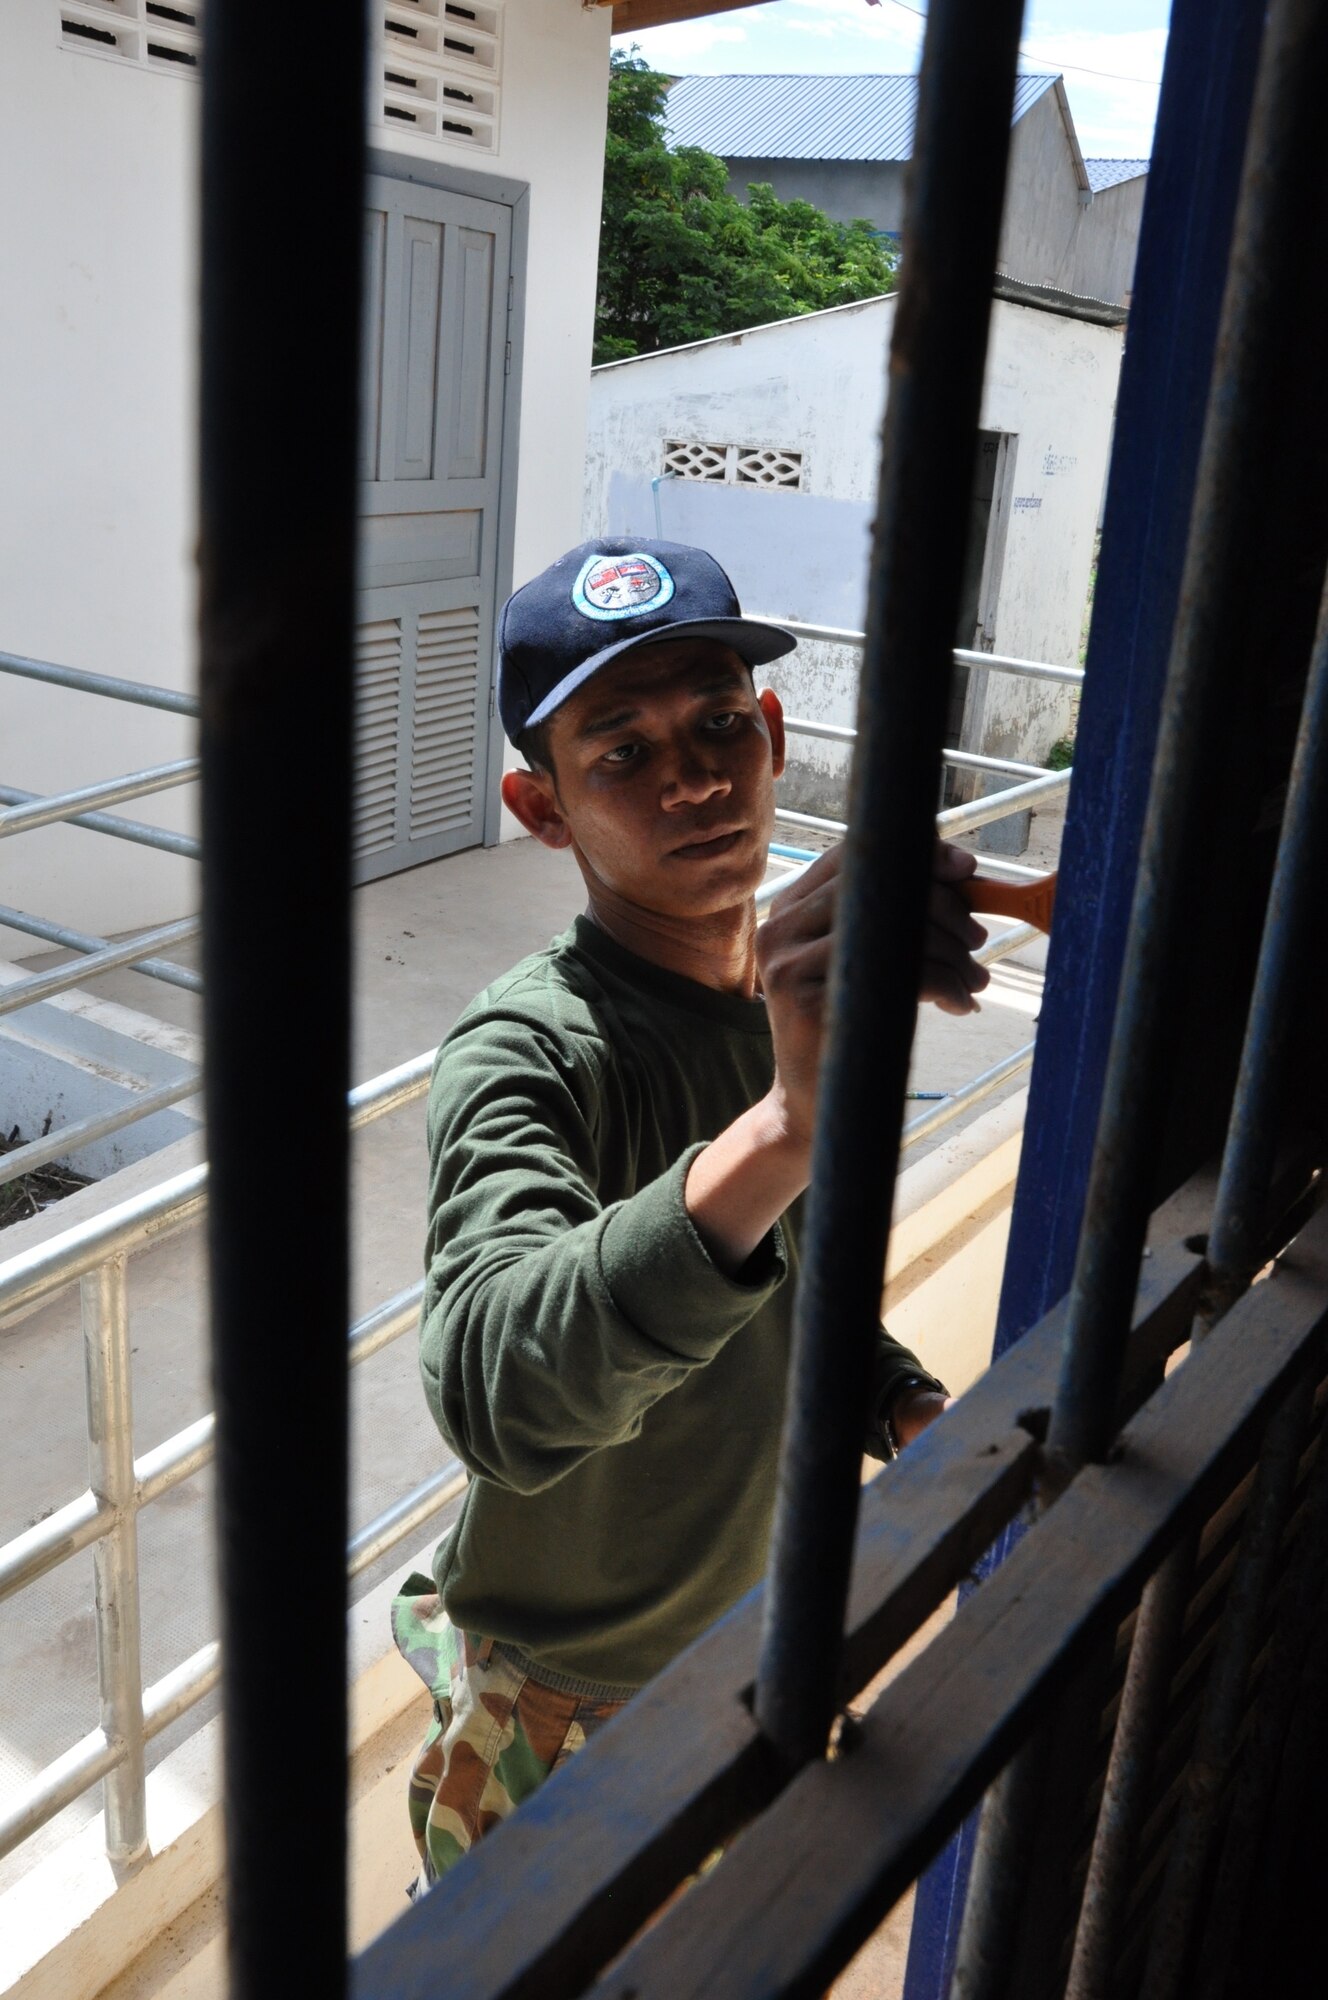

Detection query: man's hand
xmin=754 ymin=844 xmax=842 ymax=1149
xmin=890 ymin=1387 xmax=952 ymax=1451
xmin=685 ymin=840 xmax=990 ymax=1275
xmin=922 ymin=843 xmax=990 ymax=1016
xmin=754 ymin=844 xmax=991 ymax=1134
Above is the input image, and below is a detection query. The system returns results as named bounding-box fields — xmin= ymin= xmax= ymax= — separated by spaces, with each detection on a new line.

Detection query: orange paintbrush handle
xmin=959 ymin=869 xmax=1058 ymax=936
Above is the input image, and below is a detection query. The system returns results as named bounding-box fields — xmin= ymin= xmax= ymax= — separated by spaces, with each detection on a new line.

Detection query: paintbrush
xmin=959 ymin=869 xmax=1058 ymax=936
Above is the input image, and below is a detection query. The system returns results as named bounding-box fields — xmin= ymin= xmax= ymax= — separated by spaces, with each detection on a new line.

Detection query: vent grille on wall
xmin=662 ymin=441 xmax=805 ymax=491
xmin=59 ymin=0 xmax=202 ymax=75
xmin=378 ymin=1 xmax=502 ymax=155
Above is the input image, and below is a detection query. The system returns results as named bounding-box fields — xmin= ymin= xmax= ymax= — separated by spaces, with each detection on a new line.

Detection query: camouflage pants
xmin=392 ymin=1576 xmax=630 ymax=1889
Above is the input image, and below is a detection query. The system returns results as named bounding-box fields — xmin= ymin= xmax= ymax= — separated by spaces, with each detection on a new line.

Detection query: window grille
xmin=663 ymin=440 xmax=805 ymax=491
xmin=378 ymin=0 xmax=502 ymax=154
xmin=58 ymin=0 xmax=201 ymax=74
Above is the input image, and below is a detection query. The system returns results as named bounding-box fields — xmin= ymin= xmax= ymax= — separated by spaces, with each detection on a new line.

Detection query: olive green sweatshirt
xmin=420 ymin=916 xmax=943 ymax=1695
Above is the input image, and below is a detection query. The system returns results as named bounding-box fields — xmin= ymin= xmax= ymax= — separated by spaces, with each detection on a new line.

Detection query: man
xmin=393 ymin=538 xmax=988 ymax=1889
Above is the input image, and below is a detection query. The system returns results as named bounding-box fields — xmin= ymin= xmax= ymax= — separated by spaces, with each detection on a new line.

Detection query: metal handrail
xmin=0 ymin=903 xmax=200 ymax=996
xmin=0 ymin=630 xmax=1059 ymax=1870
xmin=0 ymin=785 xmax=199 ymax=859
xmin=749 ymin=616 xmax=1086 ymax=688
xmin=0 ymin=916 xmax=201 ymax=1018
xmin=0 ymin=648 xmax=199 ymax=718
xmin=0 ymin=1075 xmax=203 ymax=1191
xmin=782 ymin=714 xmax=1054 ymax=783
xmin=0 ymin=1046 xmax=445 ymax=1868
xmin=0 ymin=955 xmax=1042 ymax=1866
xmin=0 ymin=760 xmax=199 ymax=840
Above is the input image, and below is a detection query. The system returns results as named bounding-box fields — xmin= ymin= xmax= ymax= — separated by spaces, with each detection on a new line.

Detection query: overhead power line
xmin=880 ymin=0 xmax=1164 ymax=87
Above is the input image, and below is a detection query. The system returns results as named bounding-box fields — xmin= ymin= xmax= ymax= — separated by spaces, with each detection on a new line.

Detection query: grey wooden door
xmin=353 ymin=174 xmax=511 ymax=881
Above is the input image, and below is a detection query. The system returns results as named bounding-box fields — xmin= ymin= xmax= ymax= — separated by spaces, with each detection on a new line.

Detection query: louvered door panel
xmin=353 ymin=617 xmax=403 ymax=863
xmin=409 ymin=607 xmax=481 ymax=839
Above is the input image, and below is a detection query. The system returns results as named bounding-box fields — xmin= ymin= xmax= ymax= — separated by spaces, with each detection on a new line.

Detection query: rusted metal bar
xmin=199 ymin=1 xmax=365 ymax=1993
xmin=955 ymin=9 xmax=1326 ymax=1984
xmin=1064 ymin=1540 xmax=1194 ymax=2000
xmin=1049 ymin=0 xmax=1325 ymax=1472
xmin=1068 ymin=486 xmax=1328 ymax=2000
xmin=1193 ymin=1407 xmax=1328 ymax=1999
xmin=750 ymin=0 xmax=1029 ymax=1773
xmin=1138 ymin=1378 xmax=1315 ymax=2000
xmin=352 ymin=1228 xmax=1205 ymax=2000
xmin=558 ymin=1216 xmax=1328 ymax=2000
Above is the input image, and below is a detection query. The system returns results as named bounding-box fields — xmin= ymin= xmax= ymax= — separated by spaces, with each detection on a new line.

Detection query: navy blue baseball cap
xmin=497 ymin=537 xmax=796 ymax=745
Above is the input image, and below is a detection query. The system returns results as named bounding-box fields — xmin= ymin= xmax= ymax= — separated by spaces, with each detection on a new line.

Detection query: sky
xmin=614 ymin=0 xmax=1170 ymax=160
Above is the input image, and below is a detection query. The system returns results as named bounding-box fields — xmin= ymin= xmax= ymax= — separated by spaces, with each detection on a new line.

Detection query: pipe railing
xmin=751 ymin=616 xmax=1087 ymax=689
xmin=0 ymin=622 xmax=1071 ymax=1174
xmin=0 ymin=948 xmax=1043 ymax=1871
xmin=0 ymin=656 xmax=203 ymax=1184
xmin=0 ymin=1048 xmax=448 ymax=1869
xmin=0 ymin=760 xmax=199 ymax=841
xmin=0 ymin=648 xmax=200 ymax=718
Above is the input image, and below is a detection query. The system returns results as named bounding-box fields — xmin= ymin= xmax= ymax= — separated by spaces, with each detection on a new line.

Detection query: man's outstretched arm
xmin=685 ymin=840 xmax=988 ymax=1274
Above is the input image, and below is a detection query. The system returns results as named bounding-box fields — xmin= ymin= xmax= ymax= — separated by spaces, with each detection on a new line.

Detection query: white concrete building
xmin=0 ymin=0 xmax=614 ymax=954
xmin=583 ymin=280 xmax=1124 ymax=819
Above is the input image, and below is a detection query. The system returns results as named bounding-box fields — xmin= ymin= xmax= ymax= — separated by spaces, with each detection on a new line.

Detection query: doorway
xmin=353 ymin=170 xmax=514 ymax=883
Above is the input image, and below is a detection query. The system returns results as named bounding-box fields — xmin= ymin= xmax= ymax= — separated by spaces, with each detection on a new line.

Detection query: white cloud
xmin=615 ymin=18 xmax=752 ymax=66
xmin=616 ymin=2 xmax=1165 ymax=155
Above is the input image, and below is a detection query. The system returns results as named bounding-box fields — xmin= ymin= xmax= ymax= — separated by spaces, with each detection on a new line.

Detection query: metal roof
xmin=1085 ymin=157 xmax=1150 ymax=192
xmin=663 ymin=72 xmax=1059 ymax=163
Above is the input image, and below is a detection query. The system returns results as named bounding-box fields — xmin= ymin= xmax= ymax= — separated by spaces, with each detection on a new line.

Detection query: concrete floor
xmin=0 ymin=819 xmax=1056 ymax=1900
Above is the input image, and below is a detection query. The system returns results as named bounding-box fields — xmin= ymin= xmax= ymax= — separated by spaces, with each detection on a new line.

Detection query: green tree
xmin=595 ymin=52 xmax=899 ymax=365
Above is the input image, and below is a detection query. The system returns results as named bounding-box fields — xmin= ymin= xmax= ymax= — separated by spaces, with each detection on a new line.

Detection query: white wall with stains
xmin=0 ymin=0 xmax=610 ymax=949
xmin=584 ymin=289 xmax=1121 ymax=813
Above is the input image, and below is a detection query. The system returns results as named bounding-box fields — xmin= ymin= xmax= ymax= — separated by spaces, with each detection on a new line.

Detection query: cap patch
xmin=572 ymin=551 xmax=675 ymax=622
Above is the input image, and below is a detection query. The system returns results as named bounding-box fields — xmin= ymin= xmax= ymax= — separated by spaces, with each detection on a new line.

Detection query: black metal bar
xmin=1064 ymin=1541 xmax=1194 ymax=2000
xmin=751 ymin=0 xmax=1028 ymax=1773
xmin=1202 ymin=575 xmax=1328 ymax=1305
xmin=199 ymin=4 xmax=365 ymax=1996
xmin=1064 ymin=572 xmax=1328 ymax=1999
xmin=1048 ymin=0 xmax=1328 ymax=1473
xmin=1129 ymin=571 xmax=1328 ymax=2000
xmin=906 ymin=8 xmax=1270 ymax=1982
xmin=1064 ymin=538 xmax=1328 ymax=2000
xmin=954 ymin=7 xmax=1328 ymax=1986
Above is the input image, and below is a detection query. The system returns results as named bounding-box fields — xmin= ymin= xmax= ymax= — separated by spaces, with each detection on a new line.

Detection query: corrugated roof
xmin=663 ymin=72 xmax=1059 ymax=163
xmin=1085 ymin=157 xmax=1149 ymax=192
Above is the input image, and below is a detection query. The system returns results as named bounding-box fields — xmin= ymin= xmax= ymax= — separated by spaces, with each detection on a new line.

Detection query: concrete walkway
xmin=0 ymin=825 xmax=1053 ymax=1895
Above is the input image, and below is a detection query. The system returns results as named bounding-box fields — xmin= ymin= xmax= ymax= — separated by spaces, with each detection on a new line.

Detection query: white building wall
xmin=0 ymin=0 xmax=609 ymax=953
xmin=583 ymin=291 xmax=1120 ymax=800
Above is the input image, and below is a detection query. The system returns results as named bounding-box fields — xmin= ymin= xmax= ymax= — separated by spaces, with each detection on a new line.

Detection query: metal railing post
xmin=82 ymin=1254 xmax=149 ymax=1870
xmin=752 ymin=0 xmax=1029 ymax=1773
